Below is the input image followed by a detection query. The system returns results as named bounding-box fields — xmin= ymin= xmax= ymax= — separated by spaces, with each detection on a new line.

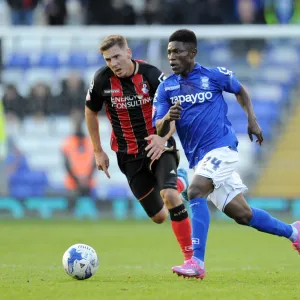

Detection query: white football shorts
xmin=193 ymin=146 xmax=248 ymax=211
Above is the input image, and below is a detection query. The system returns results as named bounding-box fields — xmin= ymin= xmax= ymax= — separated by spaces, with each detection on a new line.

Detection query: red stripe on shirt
xmin=131 ymin=74 xmax=155 ymax=137
xmin=110 ymin=76 xmax=138 ymax=154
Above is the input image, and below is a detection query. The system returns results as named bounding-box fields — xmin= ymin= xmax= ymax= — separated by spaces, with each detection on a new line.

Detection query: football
xmin=62 ymin=243 xmax=99 ymax=280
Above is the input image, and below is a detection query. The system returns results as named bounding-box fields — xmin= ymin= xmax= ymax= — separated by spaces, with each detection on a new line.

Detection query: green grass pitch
xmin=0 ymin=219 xmax=299 ymax=300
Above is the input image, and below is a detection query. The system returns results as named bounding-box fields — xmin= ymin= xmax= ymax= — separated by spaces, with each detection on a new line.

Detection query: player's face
xmin=168 ymin=42 xmax=196 ymax=76
xmin=103 ymin=44 xmax=134 ymax=78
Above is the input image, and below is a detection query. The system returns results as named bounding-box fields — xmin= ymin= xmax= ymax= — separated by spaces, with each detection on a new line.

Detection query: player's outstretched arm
xmin=235 ymin=85 xmax=264 ymax=145
xmin=85 ymin=105 xmax=110 ymax=178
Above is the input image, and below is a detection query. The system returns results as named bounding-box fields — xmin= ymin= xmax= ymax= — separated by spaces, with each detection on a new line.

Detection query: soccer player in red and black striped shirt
xmin=85 ymin=34 xmax=193 ymax=262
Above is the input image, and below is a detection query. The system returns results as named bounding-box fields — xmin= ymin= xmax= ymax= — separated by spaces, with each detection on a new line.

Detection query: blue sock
xmin=248 ymin=207 xmax=293 ymax=239
xmin=189 ymin=198 xmax=210 ymax=262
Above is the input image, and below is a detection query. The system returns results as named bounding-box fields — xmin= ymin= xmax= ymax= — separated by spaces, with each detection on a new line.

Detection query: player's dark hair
xmin=100 ymin=35 xmax=128 ymax=53
xmin=169 ymin=29 xmax=197 ymax=49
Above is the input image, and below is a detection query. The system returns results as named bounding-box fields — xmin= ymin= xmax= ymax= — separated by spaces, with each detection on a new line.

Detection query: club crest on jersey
xmin=141 ymin=84 xmax=149 ymax=94
xmin=200 ymin=76 xmax=210 ymax=90
xmin=138 ymin=81 xmax=150 ymax=94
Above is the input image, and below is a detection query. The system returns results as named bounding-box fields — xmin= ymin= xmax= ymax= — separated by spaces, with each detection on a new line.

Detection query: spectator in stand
xmin=60 ymin=72 xmax=86 ymax=112
xmin=3 ymin=84 xmax=26 ymax=122
xmin=5 ymin=0 xmax=40 ymax=25
xmin=159 ymin=0 xmax=234 ymax=25
xmin=234 ymin=0 xmax=266 ymax=24
xmin=5 ymin=137 xmax=30 ymax=180
xmin=44 ymin=0 xmax=67 ymax=25
xmin=61 ymin=120 xmax=96 ymax=197
xmin=84 ymin=0 xmax=115 ymax=25
xmin=231 ymin=0 xmax=266 ymax=63
xmin=111 ymin=0 xmax=136 ymax=25
xmin=264 ymin=0 xmax=300 ymax=24
xmin=26 ymin=83 xmax=53 ymax=117
xmin=84 ymin=0 xmax=136 ymax=25
xmin=143 ymin=0 xmax=160 ymax=24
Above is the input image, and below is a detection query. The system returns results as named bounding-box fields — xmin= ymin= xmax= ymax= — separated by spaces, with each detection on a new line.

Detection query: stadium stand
xmin=1 ymin=35 xmax=300 ymax=199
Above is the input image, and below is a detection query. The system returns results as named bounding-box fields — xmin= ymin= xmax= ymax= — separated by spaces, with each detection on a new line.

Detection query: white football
xmin=62 ymin=243 xmax=99 ymax=280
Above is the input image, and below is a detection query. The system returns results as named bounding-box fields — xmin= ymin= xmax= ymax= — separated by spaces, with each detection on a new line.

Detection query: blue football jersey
xmin=152 ymin=63 xmax=241 ymax=168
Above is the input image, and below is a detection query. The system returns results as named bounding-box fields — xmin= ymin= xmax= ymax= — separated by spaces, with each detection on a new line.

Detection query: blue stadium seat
xmin=252 ymin=101 xmax=281 ymax=121
xmin=230 ymin=116 xmax=274 ymax=140
xmin=263 ymin=46 xmax=300 ymax=67
xmin=37 ymin=52 xmax=60 ymax=68
xmin=199 ymin=40 xmax=229 ymax=52
xmin=226 ymin=99 xmax=280 ymax=124
xmin=10 ymin=185 xmax=32 ymax=199
xmin=9 ymin=170 xmax=49 ymax=198
xmin=107 ymin=186 xmax=130 ymax=200
xmin=229 ymin=119 xmax=247 ymax=135
xmin=67 ymin=52 xmax=89 ymax=68
xmin=24 ymin=170 xmax=48 ymax=185
xmin=248 ymin=84 xmax=287 ymax=103
xmin=226 ymin=100 xmax=243 ymax=119
xmin=257 ymin=67 xmax=296 ymax=88
xmin=208 ymin=47 xmax=233 ymax=66
xmin=5 ymin=53 xmax=31 ymax=69
xmin=95 ymin=54 xmax=105 ymax=66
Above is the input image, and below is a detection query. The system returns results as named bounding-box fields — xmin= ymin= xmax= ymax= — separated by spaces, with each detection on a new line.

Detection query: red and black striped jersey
xmin=85 ymin=60 xmax=165 ymax=154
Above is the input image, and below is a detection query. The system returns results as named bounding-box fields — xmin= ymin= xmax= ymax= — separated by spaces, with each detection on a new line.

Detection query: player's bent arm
xmin=85 ymin=105 xmax=103 ymax=153
xmin=145 ymin=121 xmax=176 ymax=160
xmin=160 ymin=120 xmax=176 ymax=141
xmin=155 ymin=116 xmax=172 ymax=138
xmin=235 ymin=84 xmax=257 ymax=120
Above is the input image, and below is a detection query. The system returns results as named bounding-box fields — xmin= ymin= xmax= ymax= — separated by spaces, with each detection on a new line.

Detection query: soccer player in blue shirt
xmin=149 ymin=29 xmax=300 ymax=279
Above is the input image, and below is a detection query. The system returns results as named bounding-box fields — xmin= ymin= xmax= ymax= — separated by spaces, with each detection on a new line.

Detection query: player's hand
xmin=165 ymin=101 xmax=183 ymax=121
xmin=145 ymin=135 xmax=166 ymax=160
xmin=94 ymin=150 xmax=110 ymax=178
xmin=248 ymin=117 xmax=263 ymax=146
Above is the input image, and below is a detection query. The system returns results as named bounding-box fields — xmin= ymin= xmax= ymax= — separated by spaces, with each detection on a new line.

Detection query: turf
xmin=0 ymin=219 xmax=299 ymax=300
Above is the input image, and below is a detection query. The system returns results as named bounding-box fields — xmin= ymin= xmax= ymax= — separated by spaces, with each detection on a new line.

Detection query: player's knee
xmin=187 ymin=183 xmax=212 ymax=200
xmin=232 ymin=207 xmax=252 ymax=225
xmin=151 ymin=207 xmax=168 ymax=224
xmin=160 ymin=189 xmax=181 ymax=208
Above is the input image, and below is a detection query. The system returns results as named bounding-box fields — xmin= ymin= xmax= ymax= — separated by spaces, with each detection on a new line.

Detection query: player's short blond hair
xmin=100 ymin=35 xmax=128 ymax=53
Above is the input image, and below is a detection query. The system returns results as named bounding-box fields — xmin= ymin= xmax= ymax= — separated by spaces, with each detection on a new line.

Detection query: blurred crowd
xmin=2 ymin=72 xmax=88 ymax=122
xmin=0 ymin=0 xmax=299 ymax=26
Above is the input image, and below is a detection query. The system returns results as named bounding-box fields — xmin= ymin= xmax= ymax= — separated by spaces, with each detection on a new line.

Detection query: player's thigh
xmin=189 ymin=174 xmax=214 ymax=199
xmin=139 ymin=185 xmax=168 ymax=222
xmin=194 ymin=146 xmax=239 ymax=187
xmin=120 ymin=158 xmax=165 ymax=218
xmin=208 ymin=171 xmax=248 ymax=211
xmin=121 ymin=159 xmax=155 ymax=199
xmin=223 ymin=191 xmax=252 ymax=223
xmin=152 ymin=152 xmax=178 ymax=191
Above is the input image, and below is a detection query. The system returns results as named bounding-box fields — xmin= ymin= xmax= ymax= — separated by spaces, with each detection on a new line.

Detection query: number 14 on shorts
xmin=202 ymin=156 xmax=222 ymax=171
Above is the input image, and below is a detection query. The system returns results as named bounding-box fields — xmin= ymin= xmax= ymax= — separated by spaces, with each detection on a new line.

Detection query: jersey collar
xmin=177 ymin=63 xmax=201 ymax=80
